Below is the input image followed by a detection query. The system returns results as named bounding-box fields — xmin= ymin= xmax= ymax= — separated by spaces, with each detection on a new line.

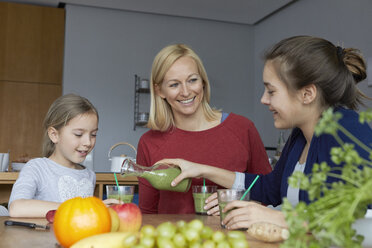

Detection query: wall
xmin=253 ymin=0 xmax=372 ymax=147
xmin=63 ymin=4 xmax=254 ymax=172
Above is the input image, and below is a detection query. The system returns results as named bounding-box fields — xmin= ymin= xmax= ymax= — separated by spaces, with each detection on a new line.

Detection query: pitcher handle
xmin=108 ymin=142 xmax=137 ymax=160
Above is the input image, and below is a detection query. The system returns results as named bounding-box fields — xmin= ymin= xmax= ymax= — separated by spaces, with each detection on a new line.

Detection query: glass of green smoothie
xmin=217 ymin=189 xmax=250 ymax=228
xmin=192 ymin=185 xmax=218 ymax=215
xmin=106 ymin=185 xmax=134 ymax=203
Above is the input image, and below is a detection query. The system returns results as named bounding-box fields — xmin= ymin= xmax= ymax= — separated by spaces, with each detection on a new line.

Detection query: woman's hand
xmin=204 ymin=192 xmax=220 ymax=216
xmin=222 ymin=201 xmax=287 ymax=230
xmin=155 ymin=159 xmax=205 ymax=186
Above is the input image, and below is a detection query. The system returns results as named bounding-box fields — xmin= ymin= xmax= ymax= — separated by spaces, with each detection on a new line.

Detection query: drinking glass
xmin=192 ymin=185 xmax=218 ymax=215
xmin=217 ymin=189 xmax=250 ymax=228
xmin=106 ymin=185 xmax=134 ymax=203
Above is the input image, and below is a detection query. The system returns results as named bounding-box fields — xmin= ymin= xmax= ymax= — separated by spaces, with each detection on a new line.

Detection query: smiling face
xmin=156 ymin=56 xmax=204 ymax=121
xmin=48 ymin=112 xmax=98 ymax=169
xmin=261 ymin=61 xmax=305 ymax=129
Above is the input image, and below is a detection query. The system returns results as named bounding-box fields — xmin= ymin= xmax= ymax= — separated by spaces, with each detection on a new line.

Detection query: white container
xmin=353 ymin=210 xmax=372 ymax=246
xmin=11 ymin=162 xmax=26 ymax=171
xmin=108 ymin=142 xmax=137 ymax=173
xmin=0 ymin=153 xmax=9 ymax=172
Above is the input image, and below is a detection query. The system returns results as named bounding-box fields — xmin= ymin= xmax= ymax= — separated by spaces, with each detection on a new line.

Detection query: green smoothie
xmin=193 ymin=193 xmax=212 ymax=214
xmin=107 ymin=194 xmax=133 ymax=203
xmin=219 ymin=201 xmax=232 ymax=228
xmin=141 ymin=167 xmax=191 ymax=192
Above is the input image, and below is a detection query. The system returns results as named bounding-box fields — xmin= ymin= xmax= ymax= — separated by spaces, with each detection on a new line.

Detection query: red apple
xmin=45 ymin=209 xmax=57 ymax=223
xmin=109 ymin=203 xmax=142 ymax=232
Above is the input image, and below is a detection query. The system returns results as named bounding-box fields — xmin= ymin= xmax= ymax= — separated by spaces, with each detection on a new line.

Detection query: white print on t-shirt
xmin=58 ymin=176 xmax=93 ymax=201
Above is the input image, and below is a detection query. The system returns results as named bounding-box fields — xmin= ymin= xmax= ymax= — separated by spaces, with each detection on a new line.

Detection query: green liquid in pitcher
xmin=193 ymin=193 xmax=212 ymax=214
xmin=141 ymin=167 xmax=191 ymax=192
xmin=107 ymin=194 xmax=133 ymax=203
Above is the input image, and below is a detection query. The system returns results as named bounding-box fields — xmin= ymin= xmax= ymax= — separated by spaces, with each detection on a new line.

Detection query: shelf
xmin=134 ymin=74 xmax=150 ymax=130
xmin=136 ymin=88 xmax=150 ymax=93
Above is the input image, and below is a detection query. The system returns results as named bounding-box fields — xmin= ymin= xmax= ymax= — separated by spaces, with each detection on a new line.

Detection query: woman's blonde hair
xmin=42 ymin=94 xmax=98 ymax=157
xmin=147 ymin=44 xmax=219 ymax=131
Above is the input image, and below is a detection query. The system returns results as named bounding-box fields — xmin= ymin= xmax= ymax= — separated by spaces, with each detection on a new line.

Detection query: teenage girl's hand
xmin=204 ymin=192 xmax=220 ymax=216
xmin=103 ymin=198 xmax=123 ymax=206
xmin=155 ymin=159 xmax=205 ymax=186
xmin=221 ymin=201 xmax=287 ymax=230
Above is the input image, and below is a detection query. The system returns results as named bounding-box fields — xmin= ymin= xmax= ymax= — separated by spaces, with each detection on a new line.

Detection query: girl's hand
xmin=103 ymin=198 xmax=123 ymax=206
xmin=222 ymin=201 xmax=287 ymax=230
xmin=155 ymin=159 xmax=205 ymax=186
xmin=204 ymin=192 xmax=220 ymax=216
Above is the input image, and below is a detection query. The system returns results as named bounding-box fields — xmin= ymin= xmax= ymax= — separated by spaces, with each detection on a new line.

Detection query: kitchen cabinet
xmin=0 ymin=2 xmax=64 ymax=163
xmin=0 ymin=2 xmax=64 ymax=83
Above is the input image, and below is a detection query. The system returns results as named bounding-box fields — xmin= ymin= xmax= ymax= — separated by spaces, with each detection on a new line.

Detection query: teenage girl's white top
xmin=8 ymin=157 xmax=95 ymax=206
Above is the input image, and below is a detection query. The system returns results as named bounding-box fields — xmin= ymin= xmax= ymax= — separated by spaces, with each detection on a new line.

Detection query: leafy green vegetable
xmin=281 ymin=108 xmax=372 ymax=248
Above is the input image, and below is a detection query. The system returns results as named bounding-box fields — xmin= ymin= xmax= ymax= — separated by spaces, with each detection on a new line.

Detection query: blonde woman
xmin=137 ymin=44 xmax=271 ymax=214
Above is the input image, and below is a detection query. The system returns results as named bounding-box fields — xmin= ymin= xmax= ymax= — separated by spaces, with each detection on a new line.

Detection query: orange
xmin=53 ymin=196 xmax=111 ymax=247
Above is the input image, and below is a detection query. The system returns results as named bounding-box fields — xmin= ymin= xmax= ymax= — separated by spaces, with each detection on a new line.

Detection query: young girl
xmin=8 ymin=94 xmax=117 ymax=217
xmin=159 ymin=36 xmax=372 ymax=228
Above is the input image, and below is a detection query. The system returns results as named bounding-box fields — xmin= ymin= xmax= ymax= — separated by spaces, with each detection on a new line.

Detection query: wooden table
xmin=0 ymin=172 xmax=138 ymax=203
xmin=0 ymin=215 xmax=280 ymax=248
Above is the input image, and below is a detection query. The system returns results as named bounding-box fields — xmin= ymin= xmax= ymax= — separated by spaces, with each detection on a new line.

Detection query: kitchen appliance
xmin=108 ymin=142 xmax=136 ymax=173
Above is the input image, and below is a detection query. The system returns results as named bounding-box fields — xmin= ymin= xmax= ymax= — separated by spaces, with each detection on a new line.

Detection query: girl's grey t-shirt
xmin=8 ymin=157 xmax=96 ymax=206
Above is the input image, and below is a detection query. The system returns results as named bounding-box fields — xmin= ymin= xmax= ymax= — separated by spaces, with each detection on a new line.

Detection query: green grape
xmin=202 ymin=240 xmax=216 ymax=248
xmin=132 ymin=245 xmax=147 ymax=248
xmin=183 ymin=228 xmax=200 ymax=242
xmin=188 ymin=219 xmax=204 ymax=232
xmin=200 ymin=226 xmax=213 ymax=240
xmin=141 ymin=224 xmax=157 ymax=238
xmin=212 ymin=231 xmax=226 ymax=243
xmin=157 ymin=221 xmax=177 ymax=239
xmin=176 ymin=220 xmax=187 ymax=229
xmin=173 ymin=233 xmax=187 ymax=248
xmin=123 ymin=233 xmax=139 ymax=248
xmin=157 ymin=237 xmax=175 ymax=248
xmin=189 ymin=241 xmax=202 ymax=248
xmin=227 ymin=231 xmax=246 ymax=240
xmin=140 ymin=236 xmax=155 ymax=248
xmin=229 ymin=239 xmax=249 ymax=248
xmin=216 ymin=240 xmax=231 ymax=248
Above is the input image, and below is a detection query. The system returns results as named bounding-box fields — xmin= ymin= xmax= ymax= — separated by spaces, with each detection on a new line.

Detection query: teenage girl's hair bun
xmin=342 ymin=48 xmax=367 ymax=84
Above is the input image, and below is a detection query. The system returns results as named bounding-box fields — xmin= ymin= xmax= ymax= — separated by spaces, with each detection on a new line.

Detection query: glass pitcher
xmin=120 ymin=158 xmax=191 ymax=192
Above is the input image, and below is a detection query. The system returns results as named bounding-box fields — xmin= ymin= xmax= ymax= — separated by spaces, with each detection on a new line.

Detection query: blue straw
xmin=240 ymin=175 xmax=259 ymax=200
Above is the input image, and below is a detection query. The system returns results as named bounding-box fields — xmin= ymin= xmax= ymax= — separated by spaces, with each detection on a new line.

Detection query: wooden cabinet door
xmin=0 ymin=81 xmax=62 ymax=162
xmin=0 ymin=2 xmax=64 ymax=84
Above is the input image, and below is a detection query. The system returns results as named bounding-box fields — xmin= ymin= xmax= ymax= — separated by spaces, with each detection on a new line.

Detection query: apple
xmin=45 ymin=209 xmax=57 ymax=224
xmin=109 ymin=203 xmax=142 ymax=232
xmin=108 ymin=208 xmax=120 ymax=232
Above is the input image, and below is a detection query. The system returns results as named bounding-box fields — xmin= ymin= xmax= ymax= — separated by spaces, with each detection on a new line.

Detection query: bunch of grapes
xmin=122 ymin=219 xmax=249 ymax=248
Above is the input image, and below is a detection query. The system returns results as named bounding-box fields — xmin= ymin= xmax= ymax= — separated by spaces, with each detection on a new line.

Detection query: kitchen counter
xmin=0 ymin=215 xmax=280 ymax=248
xmin=0 ymin=172 xmax=138 ymax=204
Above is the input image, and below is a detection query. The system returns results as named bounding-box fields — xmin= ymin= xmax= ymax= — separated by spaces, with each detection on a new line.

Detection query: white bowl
xmin=11 ymin=162 xmax=26 ymax=171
